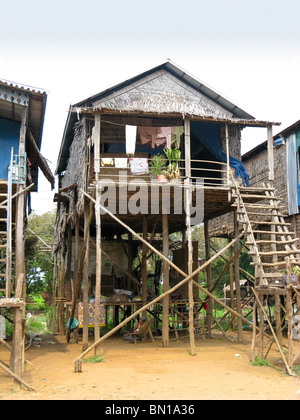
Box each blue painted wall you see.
[0,117,20,179]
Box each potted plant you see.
[149,154,167,183]
[164,147,181,183]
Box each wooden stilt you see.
[204,221,212,338]
[82,201,90,351]
[11,107,27,389]
[234,210,243,342]
[186,183,195,355]
[142,216,148,318]
[251,301,257,361]
[229,241,235,331]
[94,184,102,355]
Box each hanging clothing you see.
[138,126,173,149]
[139,127,162,148]
[126,125,137,156]
[171,126,184,149]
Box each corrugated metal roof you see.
[0,77,48,191]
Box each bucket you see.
[0,315,6,339]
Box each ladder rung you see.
[252,230,295,235]
[243,204,285,209]
[237,194,283,200]
[262,273,285,278]
[249,249,299,256]
[0,273,6,276]
[248,221,291,226]
[0,180,7,185]
[0,219,7,222]
[0,259,6,263]
[0,245,7,248]
[239,186,275,192]
[247,238,300,245]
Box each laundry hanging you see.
[138,126,173,149]
[126,125,137,156]
[190,122,250,186]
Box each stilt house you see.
[53,62,297,374]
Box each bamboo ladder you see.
[231,173,300,286]
[0,149,13,298]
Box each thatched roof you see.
[56,61,279,174]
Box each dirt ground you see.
[0,331,300,401]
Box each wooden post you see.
[11,106,27,388]
[234,210,243,343]
[82,201,90,351]
[128,232,134,291]
[229,241,235,331]
[204,221,212,338]
[267,125,274,184]
[184,118,191,178]
[162,213,169,347]
[275,294,282,347]
[251,301,257,361]
[258,292,264,360]
[186,183,196,355]
[285,257,293,368]
[142,216,148,318]
[73,214,80,343]
[59,248,65,335]
[225,123,230,187]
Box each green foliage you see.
[251,357,272,367]
[25,210,56,295]
[149,154,166,176]
[83,355,105,364]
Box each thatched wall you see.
[53,117,88,250]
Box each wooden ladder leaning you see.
[231,175,300,287]
[0,152,13,298]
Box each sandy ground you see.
[0,332,300,401]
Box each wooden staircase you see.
[231,177,300,287]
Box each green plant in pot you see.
[149,154,167,183]
[164,148,181,182]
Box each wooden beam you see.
[82,201,90,351]
[94,185,102,355]
[186,183,195,355]
[142,216,148,318]
[267,125,274,183]
[162,213,169,347]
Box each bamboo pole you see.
[162,213,169,347]
[252,287,293,376]
[94,185,102,355]
[73,233,243,370]
[0,361,35,392]
[186,183,195,355]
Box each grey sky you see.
[1,0,300,213]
